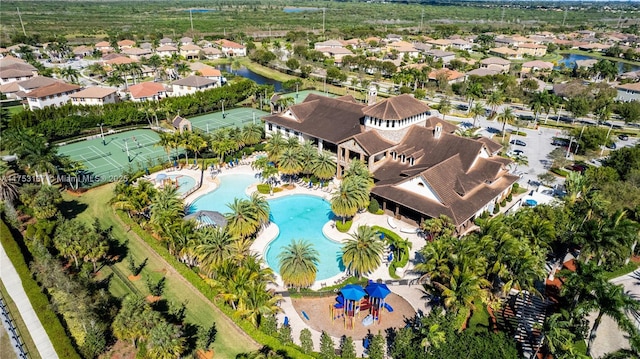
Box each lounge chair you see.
[400,227,417,234]
[387,216,398,229]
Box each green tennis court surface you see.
[58,129,177,181]
[189,108,270,133]
[277,90,336,104]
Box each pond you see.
[183,9,216,13]
[556,53,640,73]
[283,7,321,13]
[216,64,283,91]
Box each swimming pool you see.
[189,173,345,281]
[189,173,259,213]
[265,195,345,281]
[169,175,196,196]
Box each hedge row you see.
[0,221,82,359]
[116,211,316,359]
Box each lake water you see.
[184,9,216,13]
[216,64,283,91]
[283,7,321,13]
[557,53,640,73]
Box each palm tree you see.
[438,97,451,122]
[156,132,174,162]
[236,281,282,327]
[225,198,259,239]
[58,66,80,84]
[146,321,185,359]
[420,215,456,241]
[190,133,208,166]
[278,239,320,289]
[541,312,578,358]
[497,107,515,140]
[341,225,384,278]
[149,186,183,238]
[529,91,548,125]
[331,180,362,224]
[486,91,504,118]
[470,102,485,128]
[194,226,234,275]
[465,82,484,113]
[241,123,264,147]
[278,146,303,183]
[264,132,287,163]
[249,192,270,229]
[582,281,640,356]
[310,150,336,184]
[299,141,318,176]
[0,162,19,204]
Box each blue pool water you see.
[265,195,344,281]
[189,173,258,213]
[169,175,196,195]
[189,174,344,281]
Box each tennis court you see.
[58,129,177,181]
[189,108,270,133]
[278,90,336,105]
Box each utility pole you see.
[17,8,26,37]
[501,8,505,23]
[322,8,326,40]
[600,123,614,156]
[562,8,567,27]
[420,9,424,32]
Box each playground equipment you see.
[365,281,392,325]
[331,281,395,329]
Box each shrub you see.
[336,220,353,233]
[493,204,500,214]
[257,183,270,194]
[278,325,293,345]
[506,193,513,202]
[500,199,507,207]
[513,183,520,189]
[367,198,380,214]
[551,168,569,177]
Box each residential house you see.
[180,44,202,60]
[425,49,456,64]
[189,63,223,84]
[317,47,353,62]
[495,37,517,47]
[72,45,94,58]
[70,87,118,106]
[578,43,611,52]
[314,40,345,50]
[201,47,222,60]
[480,57,511,73]
[263,93,517,233]
[122,47,152,61]
[0,76,60,99]
[388,41,419,58]
[159,38,175,46]
[449,39,473,51]
[516,43,547,57]
[489,47,521,60]
[215,39,246,57]
[521,60,554,74]
[616,82,640,102]
[117,39,136,50]
[95,41,113,53]
[128,82,167,102]
[426,39,451,50]
[156,45,178,58]
[428,69,466,85]
[171,75,217,97]
[139,42,153,50]
[0,57,38,85]
[25,82,81,110]
[465,68,501,78]
[179,37,193,46]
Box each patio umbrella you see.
[156,173,167,181]
[340,284,366,301]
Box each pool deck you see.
[159,155,430,355]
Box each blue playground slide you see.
[302,311,310,320]
[383,303,394,312]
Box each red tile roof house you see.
[263,93,518,233]
[25,82,81,110]
[70,87,118,106]
[0,57,38,85]
[215,39,246,57]
[0,76,61,99]
[95,41,114,53]
[127,82,167,102]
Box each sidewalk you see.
[0,243,58,359]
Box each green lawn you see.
[62,184,258,357]
[6,105,23,115]
[0,281,41,359]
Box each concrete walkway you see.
[0,243,58,359]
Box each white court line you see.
[88,146,123,170]
[76,153,96,169]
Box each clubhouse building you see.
[263,90,518,233]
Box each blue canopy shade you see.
[156,173,167,181]
[341,284,366,301]
[525,199,538,206]
[365,282,391,299]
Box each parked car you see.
[510,139,527,146]
[512,149,524,156]
[552,138,570,146]
[618,134,629,141]
[606,142,617,149]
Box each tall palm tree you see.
[420,215,456,241]
[529,91,548,126]
[278,146,303,183]
[331,180,362,224]
[486,91,504,118]
[249,192,270,228]
[299,141,318,176]
[194,226,234,275]
[470,102,485,128]
[156,132,174,162]
[310,150,336,184]
[241,123,264,147]
[541,312,578,358]
[497,107,515,140]
[438,97,451,122]
[225,198,259,239]
[341,225,384,278]
[236,281,282,327]
[149,186,183,237]
[278,239,320,289]
[264,132,287,163]
[0,162,19,204]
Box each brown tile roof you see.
[16,76,60,90]
[424,117,458,133]
[105,57,138,65]
[363,94,430,121]
[481,57,511,65]
[181,44,202,51]
[95,41,111,48]
[102,53,128,61]
[263,94,365,145]
[475,137,503,154]
[351,131,395,155]
[215,39,245,49]
[172,75,216,87]
[428,68,465,81]
[117,39,136,47]
[70,87,117,99]
[26,82,80,99]
[122,48,151,56]
[156,45,178,52]
[128,82,166,99]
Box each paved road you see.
[0,243,58,359]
